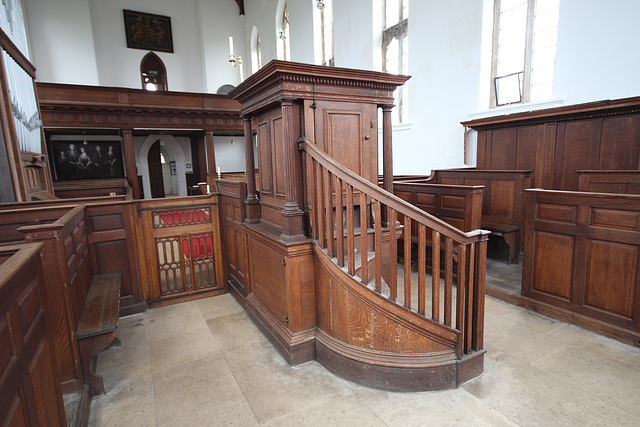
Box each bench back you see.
[0,243,67,425]
[0,205,73,244]
[577,170,640,194]
[19,205,92,391]
[433,169,533,228]
[393,182,483,232]
[53,178,133,200]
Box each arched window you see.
[251,25,262,73]
[140,52,167,91]
[313,0,334,66]
[276,2,291,61]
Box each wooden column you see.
[204,130,216,185]
[122,130,140,199]
[280,98,305,241]
[196,132,207,183]
[243,116,260,223]
[381,104,394,195]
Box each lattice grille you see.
[156,236,184,296]
[152,207,211,228]
[183,233,216,290]
[156,232,217,296]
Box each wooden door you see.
[148,140,165,198]
[313,101,378,184]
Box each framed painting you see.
[123,9,174,53]
[52,141,125,181]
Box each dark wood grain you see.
[0,243,66,427]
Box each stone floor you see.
[91,291,640,426]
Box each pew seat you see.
[482,221,520,264]
[76,272,121,396]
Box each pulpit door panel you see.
[314,101,378,184]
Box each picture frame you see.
[52,141,125,181]
[123,9,174,53]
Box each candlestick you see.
[229,36,234,57]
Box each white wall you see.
[392,0,484,175]
[196,0,246,90]
[214,136,247,172]
[553,0,640,105]
[22,0,640,175]
[88,0,204,92]
[23,0,99,85]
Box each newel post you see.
[243,115,260,223]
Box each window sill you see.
[467,99,565,121]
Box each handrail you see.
[298,137,489,355]
[299,138,487,243]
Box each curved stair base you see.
[315,330,485,392]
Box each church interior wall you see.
[19,0,640,177]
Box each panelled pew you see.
[0,195,129,246]
[0,243,67,427]
[430,169,533,263]
[18,205,122,397]
[522,189,640,343]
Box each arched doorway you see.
[140,135,188,199]
[147,140,165,198]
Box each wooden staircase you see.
[299,137,490,390]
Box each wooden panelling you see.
[487,128,517,170]
[515,125,539,171]
[316,247,454,354]
[273,116,286,198]
[86,203,144,314]
[257,120,273,196]
[464,97,640,192]
[392,182,483,233]
[488,180,515,218]
[578,171,640,195]
[523,189,640,335]
[217,180,248,299]
[0,244,66,427]
[599,115,640,170]
[537,203,577,224]
[90,213,124,232]
[585,240,637,317]
[591,208,639,230]
[249,237,287,324]
[531,232,574,300]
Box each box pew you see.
[431,169,533,263]
[0,205,73,245]
[0,243,67,426]
[522,189,640,342]
[19,205,121,397]
[393,182,483,273]
[0,196,129,245]
[577,170,640,194]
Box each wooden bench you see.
[393,182,484,270]
[431,168,533,264]
[53,178,132,200]
[76,272,121,396]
